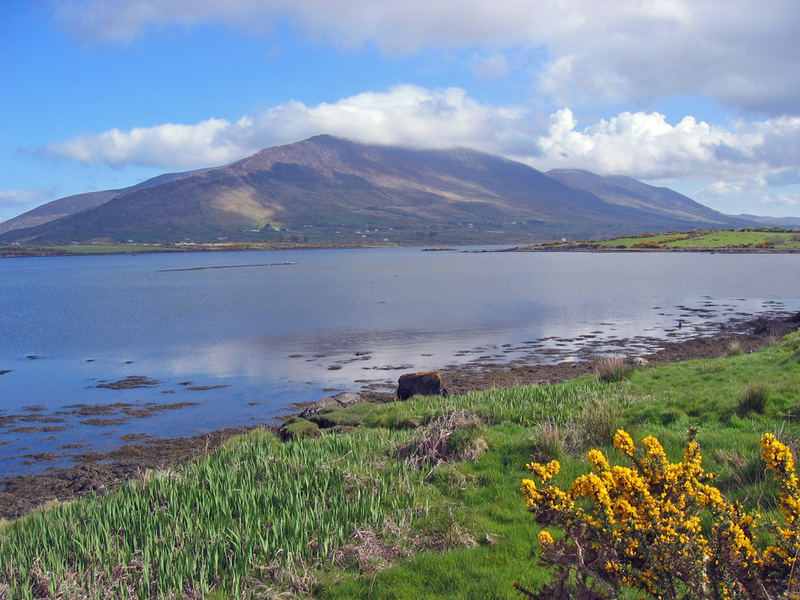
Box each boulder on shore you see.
[299,391,363,419]
[397,370,447,401]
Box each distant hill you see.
[0,190,117,236]
[545,169,746,227]
[733,214,800,228]
[0,136,750,244]
[0,169,210,236]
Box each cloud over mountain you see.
[43,86,535,168]
[41,86,800,189]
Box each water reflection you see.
[1,248,799,476]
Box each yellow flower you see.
[642,435,666,460]
[761,433,796,475]
[613,429,636,457]
[588,448,610,472]
[527,459,560,482]
[538,530,555,546]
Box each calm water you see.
[1,247,799,476]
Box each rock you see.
[300,392,363,418]
[753,318,771,335]
[630,357,649,367]
[786,311,800,324]
[397,370,447,401]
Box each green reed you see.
[0,428,423,599]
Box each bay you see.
[1,247,799,476]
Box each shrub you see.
[765,235,786,246]
[531,419,580,461]
[737,383,769,415]
[595,356,634,383]
[517,430,800,600]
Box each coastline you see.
[1,310,798,520]
[505,245,800,254]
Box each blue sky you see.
[2,0,800,222]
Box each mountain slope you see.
[733,214,800,228]
[0,136,745,244]
[0,168,211,236]
[545,169,746,227]
[0,190,118,235]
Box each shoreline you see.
[1,310,798,520]
[4,239,800,259]
[505,245,800,254]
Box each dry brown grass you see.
[727,338,743,356]
[334,520,414,574]
[595,356,634,383]
[397,411,488,468]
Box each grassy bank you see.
[2,331,799,598]
[518,228,800,252]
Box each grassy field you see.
[47,244,189,254]
[520,228,800,252]
[0,243,188,257]
[1,331,799,598]
[596,229,800,250]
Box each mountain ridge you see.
[0,136,751,244]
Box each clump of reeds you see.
[595,356,634,383]
[0,428,426,599]
[531,418,580,460]
[737,382,769,415]
[579,394,624,447]
[727,338,743,356]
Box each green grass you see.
[2,332,800,598]
[592,229,800,250]
[46,244,186,254]
[0,429,429,599]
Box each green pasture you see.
[594,229,800,249]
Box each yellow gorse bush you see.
[518,429,800,599]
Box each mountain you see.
[733,214,800,228]
[0,190,117,236]
[0,136,747,244]
[0,168,210,236]
[545,169,745,226]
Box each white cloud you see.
[44,118,243,168]
[43,85,538,168]
[0,189,51,204]
[0,189,54,222]
[527,109,800,182]
[760,193,800,207]
[55,0,800,115]
[40,86,800,200]
[697,181,744,197]
[472,53,510,80]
